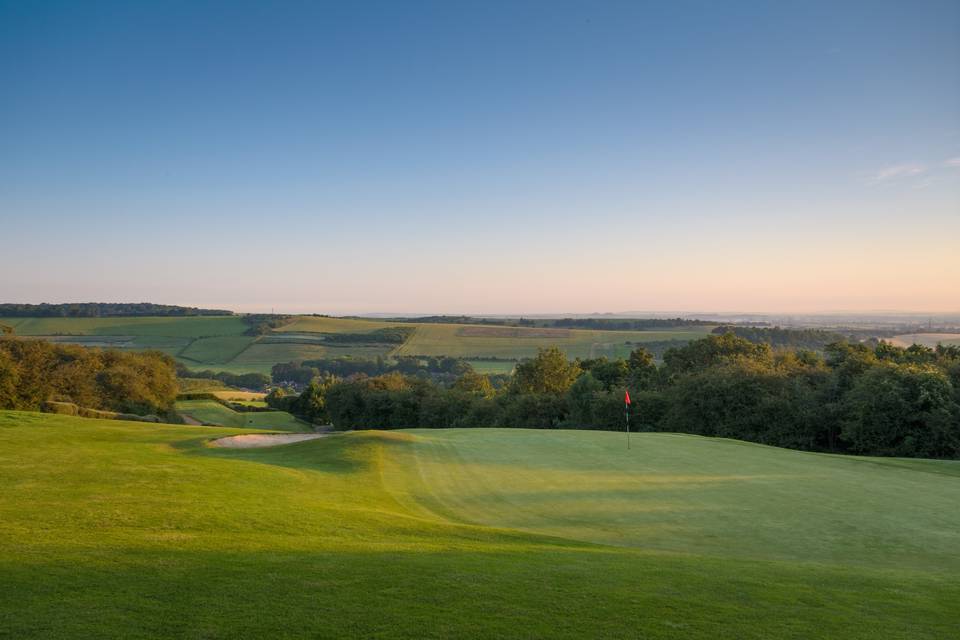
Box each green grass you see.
[466,359,517,374]
[178,335,255,364]
[395,323,714,359]
[0,315,247,337]
[0,412,957,639]
[175,400,310,432]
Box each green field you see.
[175,400,310,432]
[1,315,714,375]
[0,315,248,337]
[1,412,956,639]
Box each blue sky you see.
[1,0,958,313]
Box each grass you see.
[0,315,247,338]
[174,400,310,432]
[178,336,255,364]
[465,359,517,374]
[208,391,266,402]
[0,412,957,639]
[395,323,714,359]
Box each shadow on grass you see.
[2,545,956,640]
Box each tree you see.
[567,372,603,425]
[0,349,18,408]
[512,347,580,395]
[453,372,495,398]
[663,333,772,379]
[589,359,629,391]
[627,347,658,390]
[841,363,959,458]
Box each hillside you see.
[0,315,715,375]
[0,412,957,639]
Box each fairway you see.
[0,412,956,639]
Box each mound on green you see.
[175,399,310,432]
[0,412,957,639]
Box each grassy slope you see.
[175,400,310,432]
[0,412,957,639]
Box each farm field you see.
[1,315,715,376]
[889,333,960,348]
[0,412,957,639]
[394,323,715,359]
[178,335,255,365]
[0,315,248,337]
[175,400,310,432]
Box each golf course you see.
[1,411,957,639]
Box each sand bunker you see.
[209,433,327,448]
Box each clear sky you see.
[1,0,958,314]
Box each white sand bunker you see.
[209,433,327,448]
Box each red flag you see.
[624,389,631,405]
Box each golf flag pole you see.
[624,389,631,450]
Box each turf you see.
[175,400,310,432]
[0,412,956,639]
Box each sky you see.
[1,0,958,314]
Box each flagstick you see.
[626,402,630,450]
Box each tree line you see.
[711,325,850,350]
[272,334,960,459]
[0,303,233,317]
[271,355,485,386]
[351,315,713,331]
[0,339,178,417]
[176,364,271,391]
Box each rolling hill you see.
[0,315,716,375]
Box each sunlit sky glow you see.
[1,1,958,314]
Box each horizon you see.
[4,300,960,319]
[2,1,959,313]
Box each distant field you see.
[275,316,398,334]
[465,360,516,374]
[179,335,255,364]
[175,399,309,432]
[0,315,247,337]
[396,323,714,359]
[890,333,960,348]
[209,391,267,402]
[2,315,714,375]
[1,412,957,639]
